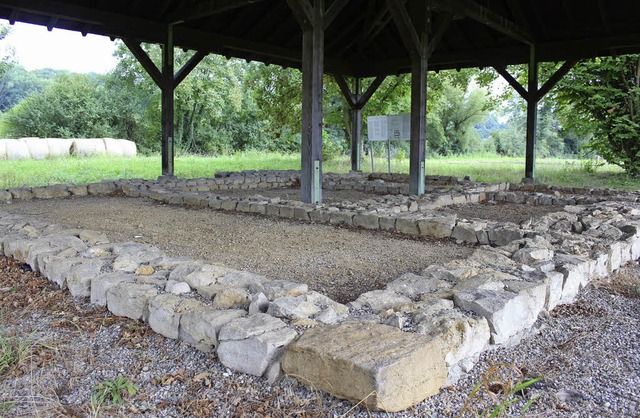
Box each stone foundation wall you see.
[2,171,640,412]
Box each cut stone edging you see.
[2,171,640,412]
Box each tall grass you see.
[0,152,637,190]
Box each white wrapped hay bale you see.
[45,138,73,158]
[71,138,107,156]
[5,138,30,160]
[103,137,124,157]
[0,139,7,160]
[20,137,48,160]
[119,139,137,157]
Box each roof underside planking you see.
[1,0,640,77]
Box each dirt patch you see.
[439,201,560,224]
[210,186,383,205]
[2,196,471,303]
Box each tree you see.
[431,83,489,155]
[0,66,59,111]
[556,55,640,175]
[4,73,117,138]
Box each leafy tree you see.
[0,24,14,81]
[431,83,489,155]
[0,66,60,111]
[556,55,640,174]
[4,73,116,138]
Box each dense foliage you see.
[556,55,640,175]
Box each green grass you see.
[0,151,638,190]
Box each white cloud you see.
[2,20,117,74]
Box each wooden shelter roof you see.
[2,0,640,77]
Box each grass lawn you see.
[1,151,638,190]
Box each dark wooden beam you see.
[536,59,577,100]
[173,26,302,63]
[425,13,452,59]
[597,0,612,36]
[286,0,314,27]
[174,50,208,87]
[296,0,325,203]
[46,16,57,31]
[350,77,362,171]
[409,42,427,196]
[525,45,538,180]
[432,0,533,45]
[359,75,385,107]
[334,74,356,106]
[387,0,421,55]
[161,26,175,177]
[505,0,532,34]
[324,0,349,29]
[494,66,528,99]
[122,38,163,87]
[153,0,175,20]
[388,0,429,195]
[334,74,386,171]
[1,0,164,36]
[168,0,265,24]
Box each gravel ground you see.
[438,201,558,225]
[1,256,638,417]
[1,190,637,417]
[1,196,472,303]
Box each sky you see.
[2,20,118,74]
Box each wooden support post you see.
[161,25,175,177]
[525,45,538,180]
[388,0,433,196]
[288,0,325,204]
[123,34,207,178]
[495,58,577,182]
[409,43,427,195]
[335,75,385,173]
[350,78,362,172]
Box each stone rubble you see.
[1,170,640,412]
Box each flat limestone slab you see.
[282,323,447,412]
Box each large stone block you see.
[353,213,380,230]
[267,295,321,319]
[454,280,546,345]
[106,282,158,321]
[350,290,412,312]
[180,308,246,352]
[556,254,591,304]
[386,273,438,299]
[395,218,419,235]
[487,227,524,246]
[419,214,457,239]
[148,294,204,339]
[282,323,447,412]
[40,255,84,288]
[217,314,297,377]
[451,221,486,243]
[417,312,490,385]
[90,273,135,306]
[67,259,107,298]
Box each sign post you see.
[366,114,411,173]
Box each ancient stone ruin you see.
[1,171,639,412]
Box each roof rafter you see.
[432,0,534,45]
[168,0,265,25]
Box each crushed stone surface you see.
[2,196,471,303]
[1,256,638,417]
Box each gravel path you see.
[2,196,471,303]
[1,256,638,417]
